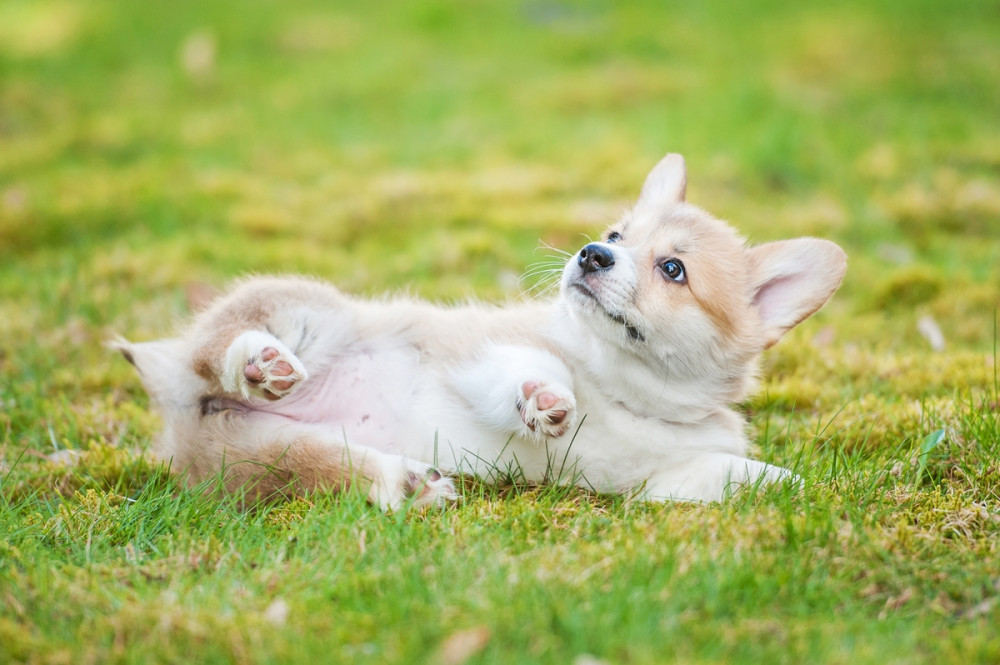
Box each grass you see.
[2,0,999,663]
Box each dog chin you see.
[563,279,646,344]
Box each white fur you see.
[450,344,576,441]
[117,153,846,507]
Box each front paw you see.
[222,331,308,400]
[518,380,576,438]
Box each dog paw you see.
[222,331,308,401]
[404,462,459,509]
[517,380,576,438]
[372,458,459,511]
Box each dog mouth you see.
[569,282,645,343]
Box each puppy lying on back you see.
[116,154,846,509]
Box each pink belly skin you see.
[241,346,425,453]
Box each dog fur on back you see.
[115,154,847,509]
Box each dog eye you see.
[660,259,686,283]
[606,231,622,244]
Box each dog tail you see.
[110,335,210,466]
[111,335,205,420]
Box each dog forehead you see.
[627,203,742,254]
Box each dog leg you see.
[184,277,352,393]
[644,453,798,502]
[199,415,458,510]
[451,344,577,440]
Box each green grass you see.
[2,0,999,663]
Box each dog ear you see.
[637,153,687,208]
[747,238,847,349]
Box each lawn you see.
[1,0,999,663]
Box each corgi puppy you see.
[115,154,846,509]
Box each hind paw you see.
[404,463,459,509]
[372,458,459,511]
[222,331,308,400]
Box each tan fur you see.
[631,207,757,352]
[116,153,847,507]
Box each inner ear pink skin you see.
[748,239,848,349]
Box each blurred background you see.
[1,0,998,446]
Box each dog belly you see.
[250,345,431,452]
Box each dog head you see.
[560,153,846,406]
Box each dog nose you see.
[578,243,615,273]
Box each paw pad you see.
[518,380,576,438]
[244,347,299,398]
[224,332,308,401]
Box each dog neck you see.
[545,299,756,424]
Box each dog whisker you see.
[520,267,564,281]
[517,271,564,300]
[519,253,568,296]
[536,241,573,258]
